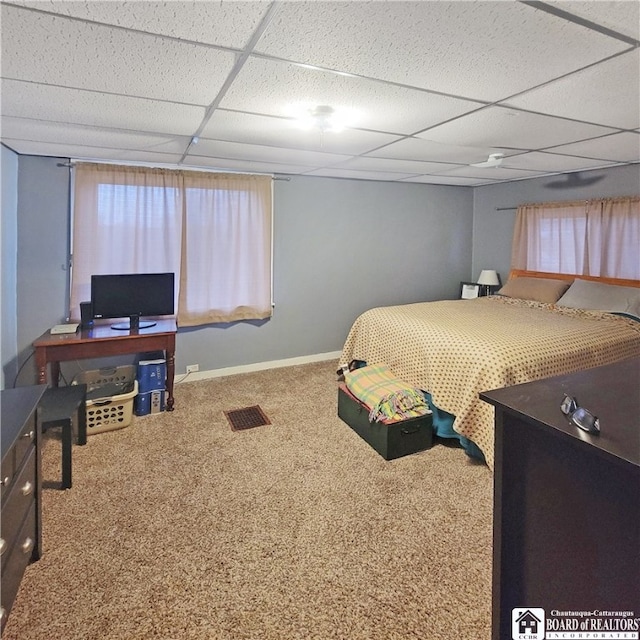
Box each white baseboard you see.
[174,351,342,383]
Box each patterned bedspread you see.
[339,296,640,469]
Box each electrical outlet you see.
[186,364,199,374]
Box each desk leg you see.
[166,349,175,411]
[50,361,61,387]
[35,350,49,385]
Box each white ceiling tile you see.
[420,106,616,149]
[554,1,639,41]
[189,139,351,167]
[501,151,617,172]
[2,139,183,164]
[255,1,629,101]
[182,156,305,175]
[366,137,514,164]
[0,80,205,135]
[504,50,640,129]
[1,4,236,104]
[335,156,457,174]
[218,57,485,134]
[1,116,189,153]
[433,165,545,181]
[303,167,419,182]
[402,175,493,186]
[12,0,272,48]
[200,110,404,155]
[548,132,640,162]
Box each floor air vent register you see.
[224,406,271,431]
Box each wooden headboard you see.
[509,269,640,289]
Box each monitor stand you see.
[111,316,157,331]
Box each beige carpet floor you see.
[3,360,493,640]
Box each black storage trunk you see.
[338,385,433,460]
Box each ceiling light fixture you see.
[471,153,504,168]
[291,104,354,133]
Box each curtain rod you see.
[56,161,290,180]
[496,206,517,211]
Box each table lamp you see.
[477,269,500,296]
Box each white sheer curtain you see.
[178,171,272,326]
[70,163,273,326]
[511,196,640,280]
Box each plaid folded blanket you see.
[344,363,430,423]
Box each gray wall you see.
[1,145,19,389]
[15,157,71,384]
[472,164,640,284]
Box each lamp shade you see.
[477,270,500,286]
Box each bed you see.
[339,271,640,470]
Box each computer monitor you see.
[90,273,175,330]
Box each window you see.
[511,197,640,280]
[70,163,273,327]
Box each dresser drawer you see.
[1,426,35,502]
[0,502,36,619]
[1,447,36,559]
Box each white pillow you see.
[556,279,640,318]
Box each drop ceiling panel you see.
[420,106,617,150]
[433,165,545,181]
[402,175,493,186]
[303,167,420,182]
[1,4,236,104]
[501,151,617,172]
[547,132,640,162]
[182,156,309,175]
[3,139,183,164]
[504,50,640,129]
[219,57,485,135]
[555,1,640,40]
[334,156,458,175]
[366,137,514,165]
[12,0,272,48]
[0,80,205,135]
[2,116,189,154]
[189,139,351,167]
[255,1,629,101]
[200,110,404,155]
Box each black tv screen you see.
[91,272,175,330]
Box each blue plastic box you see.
[137,355,166,393]
[134,389,166,416]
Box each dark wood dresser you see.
[1,385,46,632]
[481,357,640,640]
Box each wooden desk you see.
[481,357,640,640]
[33,319,177,411]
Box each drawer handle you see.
[1,475,10,487]
[22,430,35,440]
[21,537,35,555]
[0,537,6,556]
[21,480,34,496]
